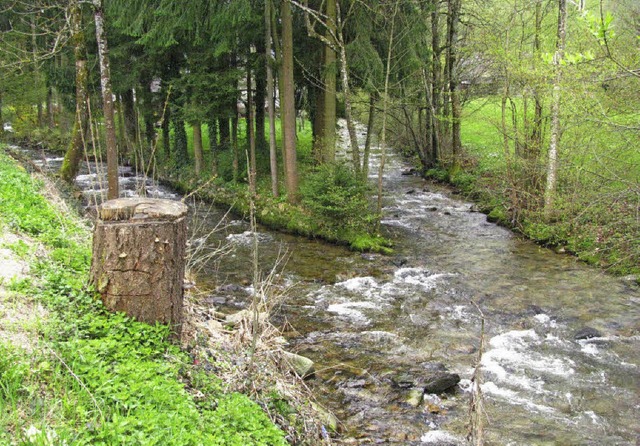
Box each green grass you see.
[457,96,640,278]
[0,148,288,445]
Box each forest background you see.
[0,0,638,279]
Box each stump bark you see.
[90,198,188,334]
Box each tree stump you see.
[90,198,188,335]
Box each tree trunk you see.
[162,106,171,158]
[208,118,218,176]
[338,40,360,177]
[46,87,55,128]
[93,0,119,200]
[122,89,138,152]
[377,1,399,218]
[193,120,203,176]
[255,38,267,153]
[173,116,188,165]
[90,198,188,336]
[61,0,89,184]
[116,96,126,160]
[318,0,337,164]
[530,0,543,163]
[545,0,567,214]
[430,1,442,165]
[280,0,298,202]
[446,0,462,165]
[265,0,279,197]
[247,65,257,194]
[362,93,376,179]
[219,117,230,150]
[232,114,239,183]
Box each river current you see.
[14,125,640,445]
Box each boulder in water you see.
[282,351,315,378]
[574,327,602,340]
[405,388,424,407]
[423,373,460,394]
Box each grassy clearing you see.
[0,148,289,445]
[453,97,640,279]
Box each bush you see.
[300,163,369,226]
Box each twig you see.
[468,300,487,446]
[48,347,104,421]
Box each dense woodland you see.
[0,0,638,277]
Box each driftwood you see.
[90,198,188,335]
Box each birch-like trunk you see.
[544,0,567,214]
[93,0,119,200]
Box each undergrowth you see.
[160,161,392,254]
[0,148,288,445]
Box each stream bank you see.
[7,134,640,445]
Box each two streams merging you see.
[18,124,639,444]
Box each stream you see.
[13,127,640,445]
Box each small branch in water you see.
[468,300,488,446]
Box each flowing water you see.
[13,131,640,445]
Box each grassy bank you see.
[0,147,292,445]
[157,120,391,254]
[429,97,639,281]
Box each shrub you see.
[300,163,369,225]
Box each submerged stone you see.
[406,388,424,407]
[282,351,315,378]
[423,373,460,394]
[574,327,602,340]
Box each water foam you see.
[420,430,464,445]
[481,330,575,393]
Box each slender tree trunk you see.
[265,0,279,197]
[93,0,119,199]
[247,65,257,194]
[430,1,442,164]
[208,118,218,176]
[318,0,337,164]
[61,0,89,183]
[219,117,230,150]
[280,0,298,202]
[31,17,44,128]
[193,120,203,176]
[232,114,239,183]
[255,39,267,153]
[446,0,462,165]
[530,0,543,163]
[116,96,126,158]
[362,94,376,179]
[173,117,188,165]
[122,89,138,152]
[312,80,325,163]
[339,42,360,177]
[545,0,567,214]
[377,1,399,218]
[162,106,171,158]
[46,87,55,128]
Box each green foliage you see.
[458,97,640,277]
[0,148,288,445]
[301,163,369,224]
